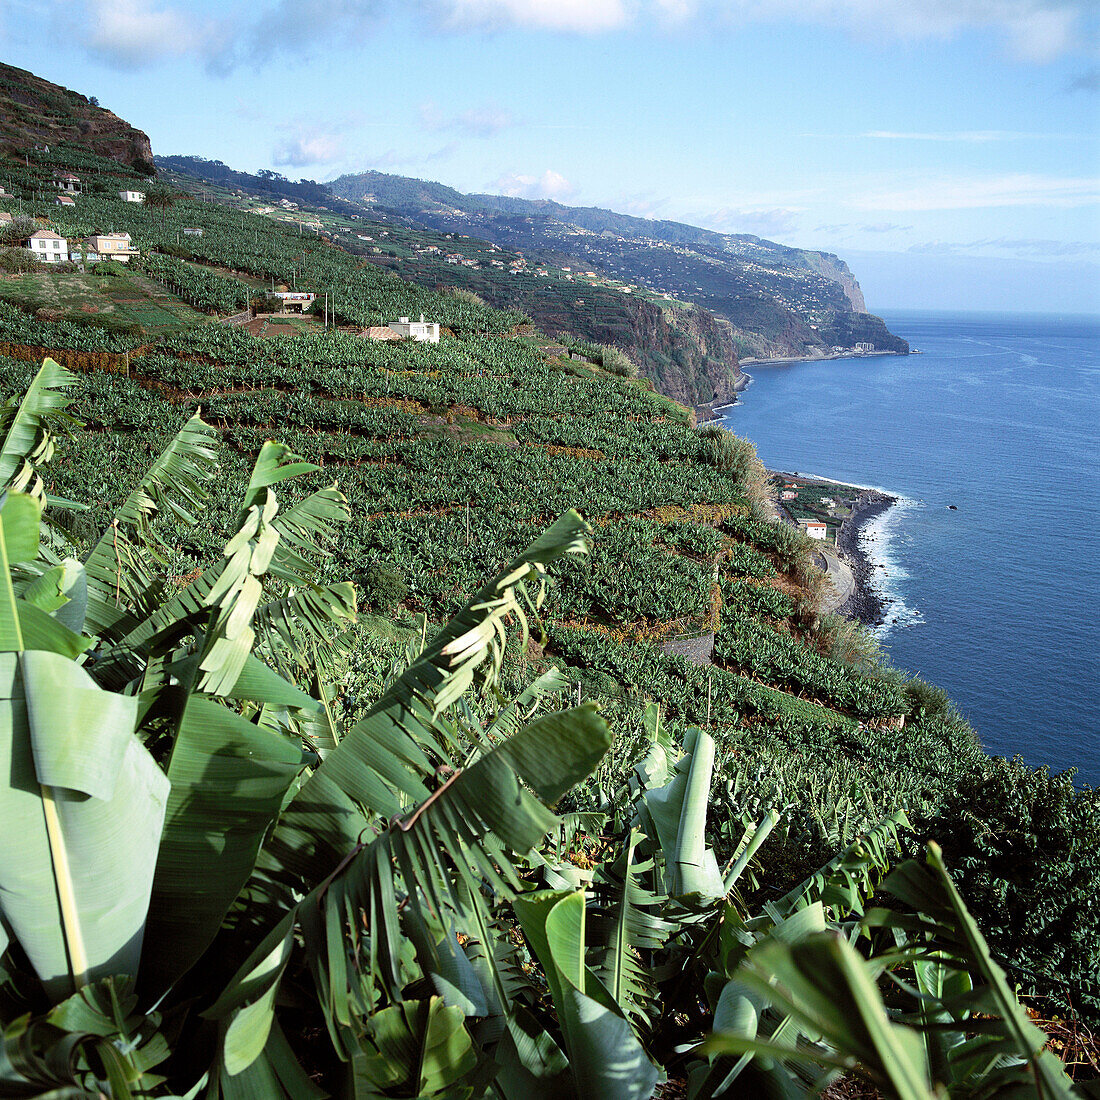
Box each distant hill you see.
[329,170,907,360]
[0,62,154,174]
[155,156,363,215]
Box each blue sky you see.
[5,0,1099,312]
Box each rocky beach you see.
[835,490,898,626]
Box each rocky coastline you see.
[835,490,897,627]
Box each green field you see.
[0,270,210,334]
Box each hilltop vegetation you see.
[0,70,1096,1098]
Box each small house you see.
[119,190,145,203]
[25,229,69,263]
[386,315,440,344]
[781,490,798,501]
[84,233,139,262]
[801,521,828,541]
[270,291,316,314]
[359,326,403,343]
[182,227,204,236]
[54,173,81,193]
[55,194,76,207]
[0,212,12,224]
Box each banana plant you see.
[699,842,1085,1099]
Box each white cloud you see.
[865,130,1030,142]
[84,0,230,67]
[71,0,1097,74]
[272,133,345,168]
[494,169,577,200]
[854,174,1100,211]
[441,0,629,32]
[727,0,1095,61]
[700,206,803,237]
[420,101,513,136]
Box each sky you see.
[4,0,1099,313]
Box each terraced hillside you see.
[0,136,1096,1045]
[328,168,909,360]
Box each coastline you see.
[769,471,898,626]
[834,490,898,626]
[741,349,912,367]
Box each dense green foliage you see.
[0,145,1096,1051]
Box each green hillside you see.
[0,89,1096,1098]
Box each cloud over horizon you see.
[494,169,576,200]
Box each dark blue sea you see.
[722,311,1100,783]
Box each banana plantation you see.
[0,148,1096,1098]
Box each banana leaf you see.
[514,889,659,1100]
[0,650,167,1001]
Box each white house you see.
[25,229,68,264]
[801,520,828,541]
[54,173,80,193]
[119,190,145,203]
[182,226,203,236]
[781,490,798,501]
[55,194,76,207]
[386,315,440,344]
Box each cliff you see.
[0,63,154,173]
[330,170,909,364]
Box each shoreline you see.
[769,471,898,627]
[741,349,911,367]
[834,490,898,627]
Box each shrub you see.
[599,343,639,377]
[93,259,129,277]
[919,756,1100,1023]
[0,246,38,274]
[903,674,958,722]
[448,286,485,307]
[698,425,770,504]
[0,216,36,247]
[358,561,409,613]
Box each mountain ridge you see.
[327,168,905,360]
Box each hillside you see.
[0,62,154,173]
[157,154,743,405]
[0,68,1096,1098]
[329,169,908,360]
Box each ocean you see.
[721,310,1100,784]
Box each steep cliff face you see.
[800,251,867,312]
[0,63,154,172]
[637,302,742,406]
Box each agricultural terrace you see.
[0,270,208,334]
[0,151,1094,1026]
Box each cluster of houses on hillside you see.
[47,173,145,206]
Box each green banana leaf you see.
[0,650,167,1001]
[267,510,593,886]
[514,888,660,1100]
[635,727,724,901]
[83,412,218,638]
[139,696,314,996]
[0,358,76,495]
